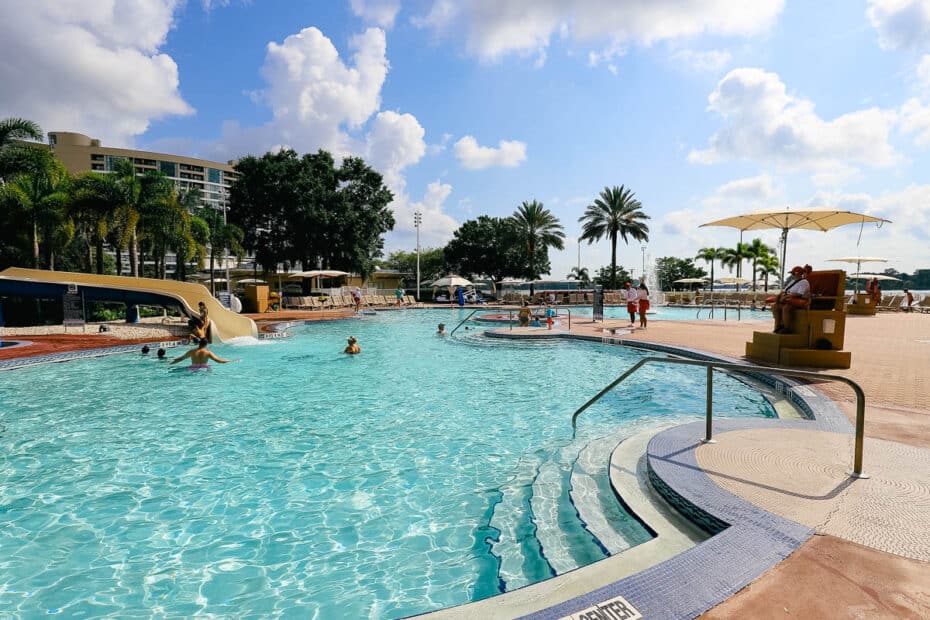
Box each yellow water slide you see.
[0,267,257,342]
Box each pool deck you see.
[490,312,930,618]
[3,308,928,617]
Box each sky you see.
[1,0,929,279]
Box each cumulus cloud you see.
[412,0,783,63]
[0,0,193,145]
[866,0,930,51]
[383,180,460,251]
[350,0,401,28]
[454,136,527,169]
[899,98,930,147]
[702,174,780,207]
[688,68,900,173]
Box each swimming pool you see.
[0,310,775,617]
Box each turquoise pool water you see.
[0,310,775,617]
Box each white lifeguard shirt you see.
[788,278,811,298]
[625,288,638,302]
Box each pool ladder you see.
[570,356,869,478]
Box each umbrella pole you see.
[779,228,788,286]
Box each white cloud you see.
[0,1,193,146]
[454,136,527,169]
[702,174,780,207]
[412,0,784,63]
[671,49,733,73]
[364,110,427,188]
[383,181,460,251]
[899,98,930,146]
[688,68,900,174]
[350,0,401,29]
[866,0,930,51]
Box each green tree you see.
[109,158,174,277]
[384,248,446,283]
[68,172,123,274]
[655,256,706,290]
[0,147,72,269]
[443,216,524,288]
[593,264,631,287]
[745,237,775,291]
[721,242,752,290]
[510,200,565,293]
[579,185,650,289]
[198,207,245,294]
[0,118,43,181]
[695,246,726,294]
[755,253,780,292]
[566,266,590,285]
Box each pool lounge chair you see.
[916,295,930,313]
[876,295,903,312]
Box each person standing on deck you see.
[637,282,650,329]
[624,282,638,327]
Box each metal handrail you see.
[449,309,480,336]
[571,356,868,478]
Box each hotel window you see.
[159,161,178,177]
[105,155,128,171]
[207,168,222,184]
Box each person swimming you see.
[141,345,150,355]
[170,339,237,368]
[437,323,446,335]
[344,336,361,354]
[156,348,166,359]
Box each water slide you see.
[0,267,257,342]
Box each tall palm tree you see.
[578,185,650,289]
[755,254,780,292]
[69,172,124,274]
[745,237,775,292]
[198,207,245,294]
[721,242,752,291]
[0,118,43,181]
[0,147,72,269]
[695,246,726,294]
[510,200,565,294]
[110,158,173,277]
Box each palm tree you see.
[69,172,124,274]
[567,266,590,285]
[755,254,780,291]
[0,147,72,269]
[109,158,174,277]
[578,185,650,289]
[745,237,775,291]
[721,242,752,290]
[695,247,726,294]
[0,118,43,181]
[198,207,245,294]
[510,200,565,294]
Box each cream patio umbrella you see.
[701,208,891,285]
[848,273,900,281]
[827,257,888,293]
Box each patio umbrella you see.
[848,273,900,281]
[293,269,349,290]
[701,208,891,285]
[673,277,708,283]
[716,277,751,285]
[827,257,888,293]
[430,275,472,288]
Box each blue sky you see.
[2,0,929,279]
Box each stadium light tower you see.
[414,211,422,300]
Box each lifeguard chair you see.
[746,269,851,368]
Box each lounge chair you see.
[916,295,930,313]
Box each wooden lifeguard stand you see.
[746,270,851,369]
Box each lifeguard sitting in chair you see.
[772,265,811,334]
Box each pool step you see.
[487,450,554,590]
[571,432,644,555]
[530,447,606,575]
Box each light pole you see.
[414,211,422,300]
[641,245,647,282]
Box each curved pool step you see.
[530,446,607,575]
[571,431,653,555]
[487,450,554,590]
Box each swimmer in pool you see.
[344,336,361,354]
[170,338,237,367]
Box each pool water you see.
[0,309,775,617]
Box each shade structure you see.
[848,273,901,281]
[292,270,349,278]
[430,275,472,288]
[673,277,708,284]
[701,208,891,284]
[716,277,750,285]
[827,257,888,293]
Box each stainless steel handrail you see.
[449,309,479,336]
[571,356,868,478]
